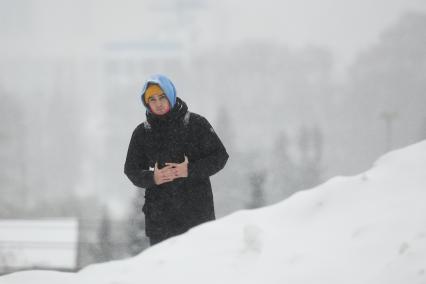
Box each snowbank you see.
[1,140,426,284]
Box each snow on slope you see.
[1,140,426,284]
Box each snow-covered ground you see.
[1,140,426,284]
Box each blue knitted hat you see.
[141,74,177,111]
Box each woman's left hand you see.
[165,156,189,178]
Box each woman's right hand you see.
[153,162,176,185]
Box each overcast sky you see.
[197,0,426,69]
[1,0,426,71]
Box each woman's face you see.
[147,93,171,115]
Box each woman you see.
[124,74,229,245]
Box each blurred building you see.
[0,0,205,215]
[0,218,78,275]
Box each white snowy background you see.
[1,0,426,278]
[1,140,425,284]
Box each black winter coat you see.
[124,98,228,240]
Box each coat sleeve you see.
[124,126,156,189]
[188,116,229,179]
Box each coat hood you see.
[141,74,177,111]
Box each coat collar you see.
[146,97,188,128]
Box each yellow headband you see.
[144,84,164,104]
